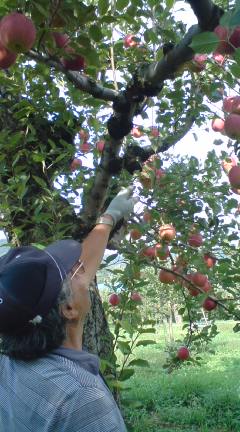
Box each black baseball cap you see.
[0,239,82,334]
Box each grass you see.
[121,321,240,432]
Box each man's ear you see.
[60,301,78,321]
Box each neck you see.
[62,320,84,351]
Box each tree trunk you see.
[83,279,114,359]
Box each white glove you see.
[104,187,138,226]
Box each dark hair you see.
[0,276,72,360]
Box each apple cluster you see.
[0,12,36,69]
[130,216,218,314]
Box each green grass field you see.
[122,321,240,432]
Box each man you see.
[0,187,137,431]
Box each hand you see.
[104,186,138,226]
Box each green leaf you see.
[118,341,132,355]
[32,2,49,18]
[233,323,240,333]
[138,327,156,334]
[105,253,118,264]
[166,0,175,9]
[119,368,135,381]
[98,0,109,15]
[234,48,240,65]
[136,339,156,347]
[229,63,240,78]
[128,359,150,367]
[116,0,129,11]
[32,175,48,189]
[190,32,219,54]
[229,10,240,27]
[89,24,103,42]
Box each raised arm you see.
[79,187,137,288]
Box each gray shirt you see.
[0,347,127,431]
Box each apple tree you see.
[0,0,240,393]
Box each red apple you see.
[131,292,142,302]
[229,26,240,50]
[131,126,143,138]
[188,233,203,248]
[232,187,240,195]
[184,274,199,296]
[228,165,240,188]
[70,158,82,171]
[130,229,142,240]
[223,96,240,114]
[225,114,240,139]
[159,269,176,284]
[155,168,165,182]
[142,246,156,260]
[221,156,238,174]
[203,253,216,268]
[124,34,138,48]
[52,32,70,48]
[61,46,85,71]
[192,272,208,288]
[79,142,91,153]
[211,118,225,133]
[203,280,212,293]
[96,140,105,152]
[155,243,170,260]
[177,346,190,361]
[143,211,152,223]
[159,224,176,242]
[0,12,36,53]
[212,52,225,65]
[109,293,120,306]
[150,127,159,137]
[214,25,233,55]
[191,54,207,72]
[79,129,89,141]
[203,297,217,311]
[0,42,17,68]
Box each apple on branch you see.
[177,346,190,361]
[159,269,176,284]
[211,118,225,133]
[109,293,120,306]
[130,292,142,302]
[130,228,142,240]
[203,297,217,311]
[0,42,17,69]
[79,142,91,153]
[150,127,159,137]
[225,114,240,139]
[223,96,240,114]
[221,156,237,175]
[228,165,240,189]
[203,253,217,268]
[96,140,105,152]
[159,224,176,242]
[188,232,203,248]
[0,12,36,53]
[131,126,143,138]
[79,129,89,141]
[124,34,138,48]
[70,158,82,172]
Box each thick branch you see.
[80,136,123,225]
[186,0,224,31]
[28,51,119,103]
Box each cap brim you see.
[45,239,82,278]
